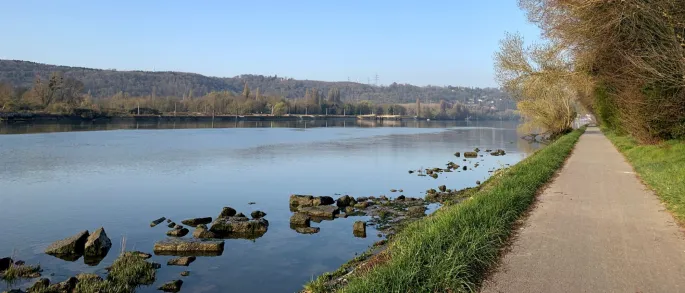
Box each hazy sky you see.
[0,0,540,87]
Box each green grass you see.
[306,127,585,293]
[604,130,685,223]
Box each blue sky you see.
[0,0,540,87]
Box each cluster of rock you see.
[44,227,112,266]
[289,194,428,237]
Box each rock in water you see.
[167,256,196,266]
[476,180,481,185]
[353,221,366,238]
[210,217,269,235]
[45,230,90,256]
[166,228,190,237]
[335,195,357,208]
[153,239,225,255]
[454,152,461,157]
[344,206,355,214]
[289,213,311,226]
[463,166,468,171]
[192,226,218,239]
[490,149,506,156]
[217,207,237,218]
[290,195,335,208]
[354,202,370,209]
[150,217,166,227]
[180,271,190,276]
[439,185,447,192]
[250,210,267,219]
[158,279,183,292]
[0,257,12,271]
[464,152,478,158]
[181,217,212,227]
[298,206,340,218]
[84,227,112,257]
[295,227,320,234]
[124,251,152,259]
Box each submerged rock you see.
[181,217,212,227]
[150,217,166,227]
[218,207,237,218]
[153,239,225,255]
[84,227,112,257]
[250,210,267,219]
[158,279,183,292]
[167,222,176,228]
[45,230,90,256]
[390,189,397,192]
[210,217,269,236]
[167,256,196,266]
[180,271,190,277]
[295,227,320,234]
[353,221,367,238]
[298,206,339,218]
[124,251,152,259]
[289,213,311,226]
[166,228,190,237]
[335,195,357,208]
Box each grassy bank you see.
[604,131,685,223]
[306,127,585,292]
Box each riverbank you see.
[304,127,585,292]
[604,130,685,223]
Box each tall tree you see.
[242,82,250,99]
[416,98,422,117]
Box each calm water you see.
[0,120,537,293]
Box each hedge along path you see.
[337,128,585,293]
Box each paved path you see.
[482,128,685,293]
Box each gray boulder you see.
[84,227,112,257]
[250,210,267,219]
[335,195,357,208]
[192,226,218,239]
[153,239,225,255]
[45,230,90,256]
[353,221,366,238]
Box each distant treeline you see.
[0,72,517,120]
[0,60,515,107]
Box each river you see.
[0,120,537,293]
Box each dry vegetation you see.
[497,0,685,142]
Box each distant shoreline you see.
[0,112,516,124]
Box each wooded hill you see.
[0,60,510,106]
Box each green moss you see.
[107,253,156,287]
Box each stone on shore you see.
[295,227,320,234]
[298,205,339,218]
[167,256,196,266]
[439,185,447,192]
[181,217,212,227]
[336,195,357,208]
[250,210,267,219]
[289,213,311,226]
[0,257,11,271]
[354,201,370,209]
[158,279,183,292]
[84,227,112,257]
[47,277,78,293]
[166,228,190,237]
[353,221,367,238]
[153,239,225,255]
[218,207,237,218]
[408,206,426,217]
[464,152,478,158]
[28,278,50,292]
[45,230,90,256]
[210,217,269,235]
[150,217,166,227]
